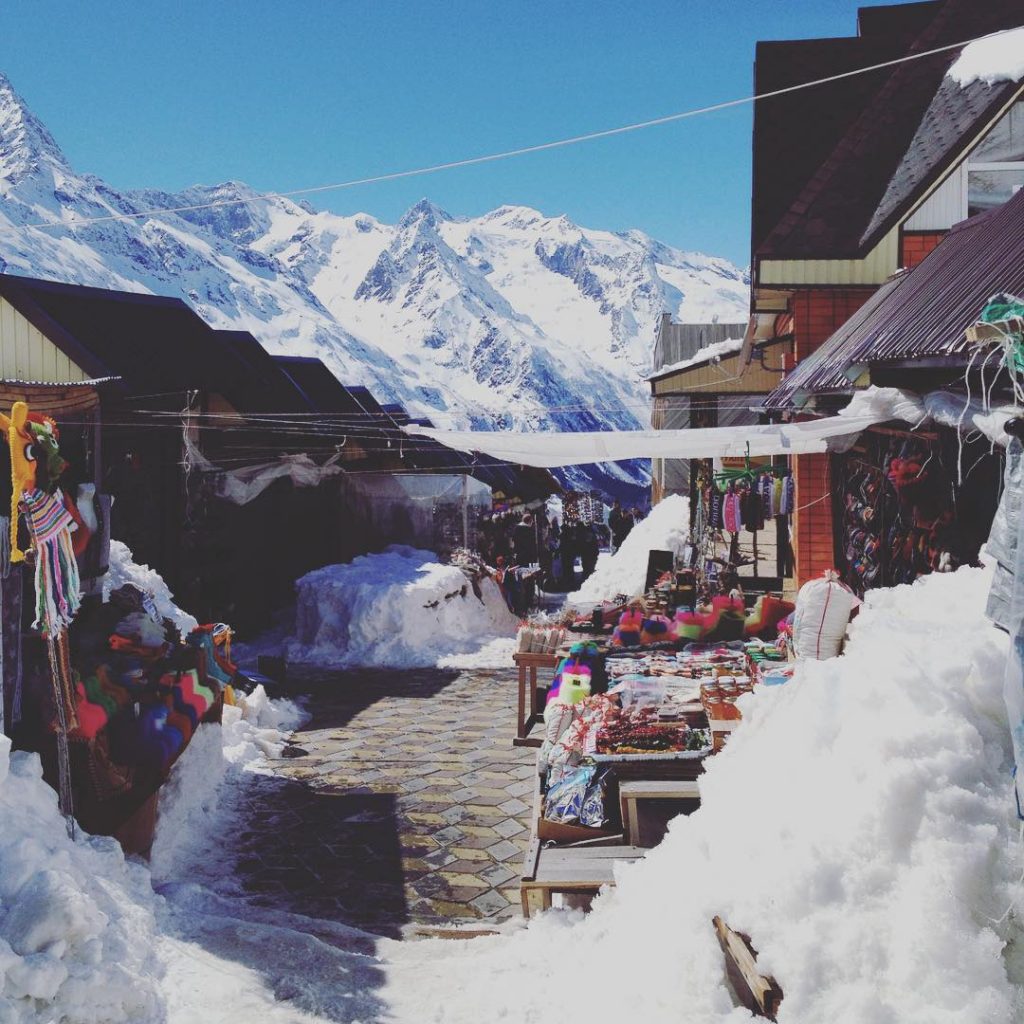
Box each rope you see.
[2,26,1018,236]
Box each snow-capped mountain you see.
[0,72,748,497]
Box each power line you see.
[4,25,1019,236]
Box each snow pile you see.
[0,735,163,1023]
[646,336,744,379]
[948,25,1024,87]
[287,546,519,669]
[568,493,689,606]
[103,540,199,635]
[387,562,1024,1022]
[149,686,305,884]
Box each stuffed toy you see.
[743,594,796,639]
[674,609,705,642]
[640,614,673,646]
[0,402,38,562]
[613,608,644,647]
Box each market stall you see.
[0,399,243,854]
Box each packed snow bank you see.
[0,735,163,1023]
[568,493,689,606]
[385,562,1024,1023]
[103,540,199,635]
[150,686,305,884]
[287,546,519,669]
[948,25,1024,87]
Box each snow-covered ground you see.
[568,493,689,606]
[287,546,519,670]
[384,561,1024,1023]
[4,543,1024,1022]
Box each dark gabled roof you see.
[755,0,1024,262]
[751,2,937,256]
[764,187,1024,409]
[0,273,333,420]
[272,355,366,418]
[213,331,312,413]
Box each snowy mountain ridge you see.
[0,72,749,495]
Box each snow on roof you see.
[647,337,744,380]
[948,26,1024,88]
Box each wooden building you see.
[744,0,1024,583]
[0,273,556,631]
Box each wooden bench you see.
[520,838,645,917]
[619,779,701,847]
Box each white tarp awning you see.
[403,388,1019,468]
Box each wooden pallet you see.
[520,838,646,917]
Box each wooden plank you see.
[539,845,646,863]
[713,916,783,1021]
[619,780,701,800]
[520,836,542,883]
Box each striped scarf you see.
[22,488,81,634]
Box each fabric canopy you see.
[403,389,926,468]
[403,388,1018,468]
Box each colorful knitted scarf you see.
[23,488,81,634]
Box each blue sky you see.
[1,0,864,265]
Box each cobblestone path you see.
[232,667,537,937]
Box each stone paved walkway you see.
[231,667,537,937]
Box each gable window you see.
[966,100,1024,217]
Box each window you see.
[966,100,1024,217]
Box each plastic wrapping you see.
[986,439,1022,631]
[543,763,609,828]
[987,438,1024,817]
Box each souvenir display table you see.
[519,630,792,917]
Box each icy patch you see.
[948,26,1024,88]
[103,539,199,634]
[568,493,689,606]
[287,546,519,669]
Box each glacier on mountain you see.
[0,72,748,498]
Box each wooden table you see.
[511,650,560,747]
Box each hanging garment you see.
[708,484,724,531]
[772,476,783,516]
[743,487,765,532]
[760,474,772,520]
[779,475,796,515]
[723,489,741,533]
[23,488,81,634]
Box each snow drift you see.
[569,493,689,606]
[386,562,1024,1023]
[0,735,163,1023]
[287,546,519,669]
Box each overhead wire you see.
[1,25,1019,236]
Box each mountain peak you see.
[397,197,452,230]
[0,72,70,184]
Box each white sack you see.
[793,573,857,661]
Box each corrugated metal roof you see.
[765,187,1024,409]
